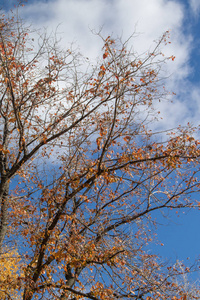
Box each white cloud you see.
[189,0,200,17]
[18,0,199,130]
[21,0,185,56]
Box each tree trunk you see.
[0,179,9,252]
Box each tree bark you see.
[0,179,9,252]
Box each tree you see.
[0,9,199,300]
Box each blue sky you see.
[1,0,200,277]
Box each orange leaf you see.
[9,118,16,123]
[2,149,9,154]
[103,52,108,59]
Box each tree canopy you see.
[0,9,199,300]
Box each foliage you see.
[0,9,199,300]
[0,247,21,299]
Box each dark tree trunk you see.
[0,179,9,252]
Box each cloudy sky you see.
[1,0,199,128]
[1,0,200,273]
[6,0,199,129]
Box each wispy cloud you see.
[20,0,185,55]
[189,0,200,18]
[17,0,198,129]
